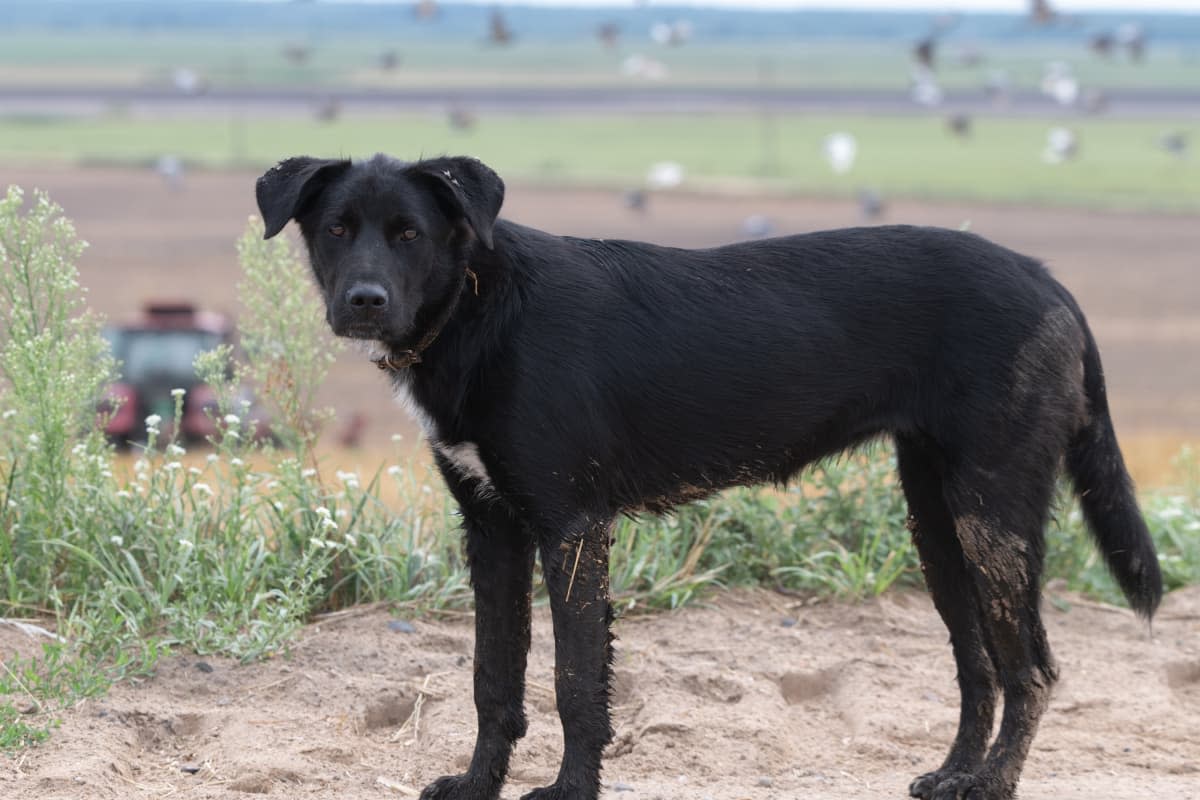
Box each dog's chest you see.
[392,373,495,491]
[436,441,493,487]
[392,372,439,440]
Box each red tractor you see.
[101,302,237,446]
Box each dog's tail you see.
[1064,313,1163,619]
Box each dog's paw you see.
[420,773,494,800]
[910,770,1012,800]
[909,770,944,799]
[520,783,596,800]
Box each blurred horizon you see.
[18,0,1200,11]
[2,0,1197,446]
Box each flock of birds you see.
[156,0,1189,230]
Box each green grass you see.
[0,112,1195,211]
[1,33,1198,91]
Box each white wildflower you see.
[189,467,201,476]
[166,444,186,457]
[230,457,245,468]
[1,409,15,420]
[145,414,162,429]
[344,533,358,547]
[192,483,213,497]
[387,465,402,477]
[321,517,338,532]
[115,490,132,500]
[178,539,194,550]
[309,537,326,549]
[224,413,240,426]
[206,453,219,463]
[302,468,317,479]
[110,535,124,547]
[164,461,182,472]
[171,387,186,398]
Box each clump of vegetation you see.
[0,190,1196,749]
[0,199,466,745]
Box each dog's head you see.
[255,154,504,344]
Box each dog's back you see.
[483,223,1087,512]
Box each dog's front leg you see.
[523,520,615,800]
[421,513,536,800]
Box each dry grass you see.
[1119,432,1199,488]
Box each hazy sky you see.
[437,1,1199,10]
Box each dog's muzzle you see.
[333,281,393,339]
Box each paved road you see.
[2,85,1198,118]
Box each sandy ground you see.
[1,585,1197,799]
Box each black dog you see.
[256,154,1161,800]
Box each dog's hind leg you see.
[420,499,536,800]
[522,518,615,800]
[897,436,999,800]
[928,453,1060,800]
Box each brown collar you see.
[373,267,476,372]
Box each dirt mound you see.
[2,586,1197,799]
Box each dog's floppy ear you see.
[410,157,505,250]
[255,156,352,239]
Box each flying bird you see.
[1030,0,1057,25]
[489,10,514,45]
[947,113,972,138]
[1159,131,1189,159]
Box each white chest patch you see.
[390,370,439,441]
[436,441,493,488]
[371,345,492,493]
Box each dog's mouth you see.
[328,306,413,344]
[334,323,388,341]
[330,314,407,342]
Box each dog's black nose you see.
[345,282,389,310]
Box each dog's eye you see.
[400,229,419,242]
[328,224,346,238]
